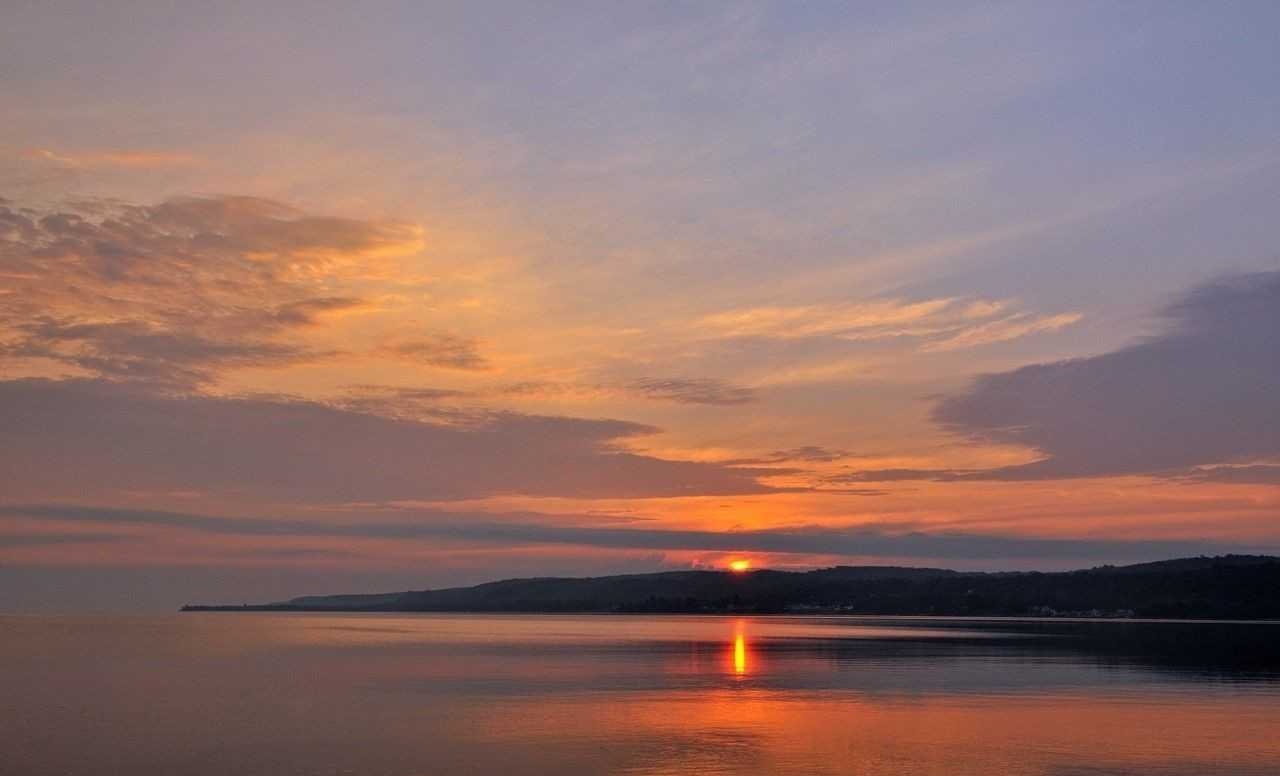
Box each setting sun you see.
[729,559,751,572]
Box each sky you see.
[2,1,1279,611]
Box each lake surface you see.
[3,614,1279,775]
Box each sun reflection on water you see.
[732,621,748,676]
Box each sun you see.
[728,559,751,572]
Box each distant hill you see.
[182,555,1280,619]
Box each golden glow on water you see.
[732,621,748,675]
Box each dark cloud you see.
[344,385,470,401]
[828,468,977,483]
[848,272,1280,482]
[0,378,779,502]
[443,378,757,405]
[496,380,575,397]
[333,384,473,421]
[6,503,1270,564]
[819,488,893,496]
[387,334,489,370]
[775,446,848,462]
[269,296,368,327]
[5,317,316,386]
[628,377,757,405]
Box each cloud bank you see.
[0,378,778,502]
[840,272,1280,482]
[5,503,1270,564]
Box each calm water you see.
[3,614,1279,775]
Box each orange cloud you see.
[0,194,423,386]
[697,296,1081,351]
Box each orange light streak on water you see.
[733,621,747,675]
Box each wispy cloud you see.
[698,298,956,340]
[387,335,490,371]
[921,312,1083,352]
[333,376,760,409]
[697,296,1081,352]
[21,147,203,169]
[1177,463,1280,485]
[727,446,850,465]
[627,377,757,405]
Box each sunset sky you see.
[3,2,1279,610]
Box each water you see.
[3,614,1278,775]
